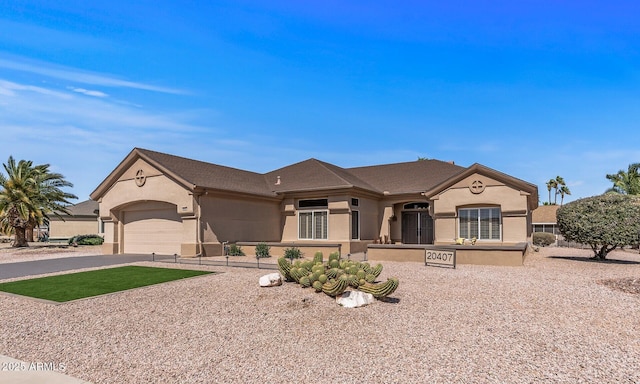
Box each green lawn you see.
[0,266,213,302]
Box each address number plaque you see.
[425,248,456,269]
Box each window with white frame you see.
[299,211,328,239]
[298,199,329,240]
[458,207,501,240]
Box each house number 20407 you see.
[424,249,456,268]
[426,251,453,262]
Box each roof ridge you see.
[315,159,383,192]
[136,148,263,176]
[313,159,354,187]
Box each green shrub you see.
[69,234,104,246]
[557,194,640,260]
[255,243,271,258]
[283,246,302,260]
[227,244,245,256]
[532,232,555,247]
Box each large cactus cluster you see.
[277,252,399,299]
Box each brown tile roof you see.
[265,159,380,193]
[58,199,99,217]
[348,159,465,194]
[532,205,559,223]
[104,149,521,200]
[137,149,276,197]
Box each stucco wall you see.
[97,159,196,255]
[200,194,281,255]
[356,196,379,241]
[49,217,99,238]
[432,174,531,244]
[98,159,195,218]
[367,244,527,266]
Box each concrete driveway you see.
[0,254,153,280]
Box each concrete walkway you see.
[0,354,91,383]
[0,254,153,280]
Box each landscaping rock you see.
[336,290,375,308]
[259,272,282,287]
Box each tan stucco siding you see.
[356,197,379,241]
[281,195,377,243]
[98,166,195,219]
[97,161,195,255]
[502,216,528,244]
[432,174,531,244]
[200,194,280,244]
[49,217,99,238]
[433,217,456,245]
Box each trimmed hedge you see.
[532,232,555,247]
[69,234,104,246]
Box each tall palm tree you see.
[554,175,566,204]
[606,163,640,195]
[546,179,557,205]
[558,185,571,205]
[0,156,77,247]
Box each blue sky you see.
[1,1,639,203]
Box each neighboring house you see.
[90,148,538,257]
[48,199,100,239]
[531,205,560,237]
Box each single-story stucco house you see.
[531,204,560,237]
[90,148,538,265]
[48,199,100,239]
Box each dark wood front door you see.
[402,211,433,244]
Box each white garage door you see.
[123,207,182,255]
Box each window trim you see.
[458,207,502,241]
[298,209,329,240]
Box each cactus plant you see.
[280,256,399,302]
[277,257,293,281]
[313,252,323,264]
[358,277,399,298]
[371,263,383,278]
[322,275,350,297]
[299,276,312,288]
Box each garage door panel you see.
[123,208,182,255]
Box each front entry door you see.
[402,211,433,244]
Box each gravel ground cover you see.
[1,246,639,383]
[0,243,102,264]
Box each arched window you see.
[403,202,429,210]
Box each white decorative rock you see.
[259,273,283,287]
[336,290,375,308]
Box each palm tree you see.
[606,163,640,195]
[0,156,77,247]
[546,179,557,205]
[554,176,566,204]
[558,185,571,205]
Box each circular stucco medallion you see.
[135,169,146,187]
[469,179,485,194]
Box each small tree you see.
[557,194,640,260]
[255,243,271,258]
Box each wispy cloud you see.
[0,78,210,139]
[0,56,185,94]
[67,87,108,98]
